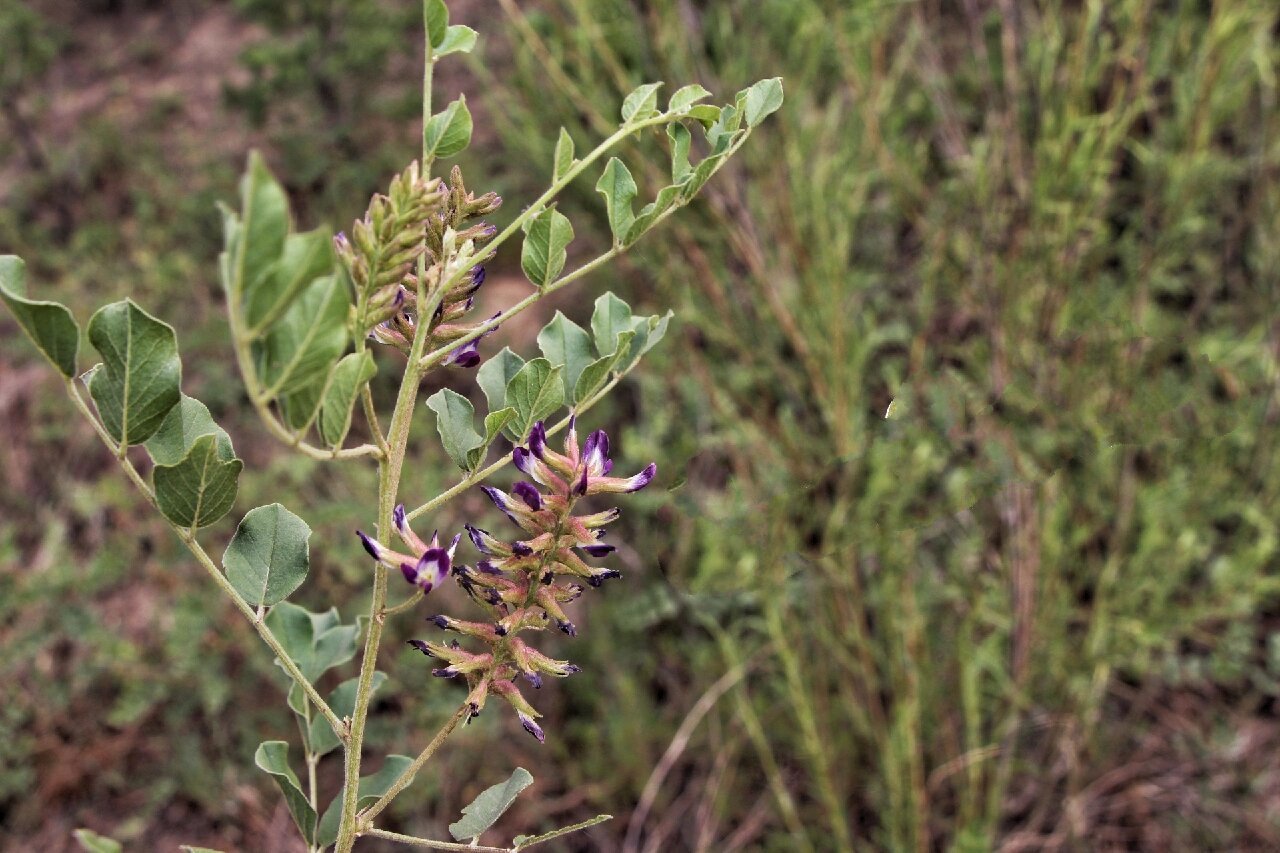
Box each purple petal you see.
[625,463,657,492]
[529,422,548,459]
[512,446,535,476]
[512,542,533,557]
[519,712,545,743]
[574,468,589,496]
[581,543,616,558]
[427,615,450,629]
[407,639,433,656]
[419,547,452,588]
[465,524,492,554]
[477,560,503,575]
[557,620,577,637]
[525,672,544,689]
[512,481,543,511]
[471,265,486,286]
[393,504,407,532]
[356,530,382,559]
[400,562,419,585]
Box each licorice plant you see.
[1,2,781,850]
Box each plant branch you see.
[357,703,470,828]
[65,379,348,741]
[515,814,613,849]
[360,828,506,852]
[418,248,617,372]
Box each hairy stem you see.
[360,827,506,851]
[333,9,442,848]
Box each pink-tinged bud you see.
[393,504,430,553]
[585,462,656,495]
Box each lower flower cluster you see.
[360,418,655,742]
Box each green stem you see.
[65,380,347,741]
[415,110,677,352]
[357,703,470,829]
[360,827,506,851]
[334,11,443,844]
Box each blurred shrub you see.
[483,0,1280,848]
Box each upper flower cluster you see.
[381,418,656,741]
[337,165,501,365]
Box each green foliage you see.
[520,208,574,288]
[426,387,484,471]
[253,741,316,843]
[424,96,473,160]
[594,158,638,243]
[86,300,182,446]
[448,767,534,842]
[222,504,311,606]
[153,434,243,529]
[0,255,79,377]
[503,358,564,441]
[536,312,593,399]
[318,351,377,447]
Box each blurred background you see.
[2,0,1278,850]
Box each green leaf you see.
[595,158,638,244]
[476,347,525,412]
[521,208,574,288]
[620,82,663,123]
[426,388,483,470]
[254,741,317,844]
[686,104,722,127]
[259,274,349,398]
[537,312,593,399]
[86,299,182,446]
[448,767,534,841]
[318,351,377,447]
[626,184,684,244]
[73,829,121,853]
[154,433,242,529]
[244,227,333,333]
[308,672,387,758]
[315,756,415,847]
[425,0,448,48]
[553,128,575,182]
[639,310,674,356]
[744,77,785,127]
[0,255,79,377]
[680,151,730,201]
[468,407,517,469]
[222,503,311,607]
[146,394,234,465]
[223,152,289,301]
[424,96,473,160]
[505,358,564,441]
[265,602,359,684]
[668,123,692,184]
[706,104,742,154]
[590,292,636,360]
[437,24,477,56]
[668,84,712,114]
[574,329,634,404]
